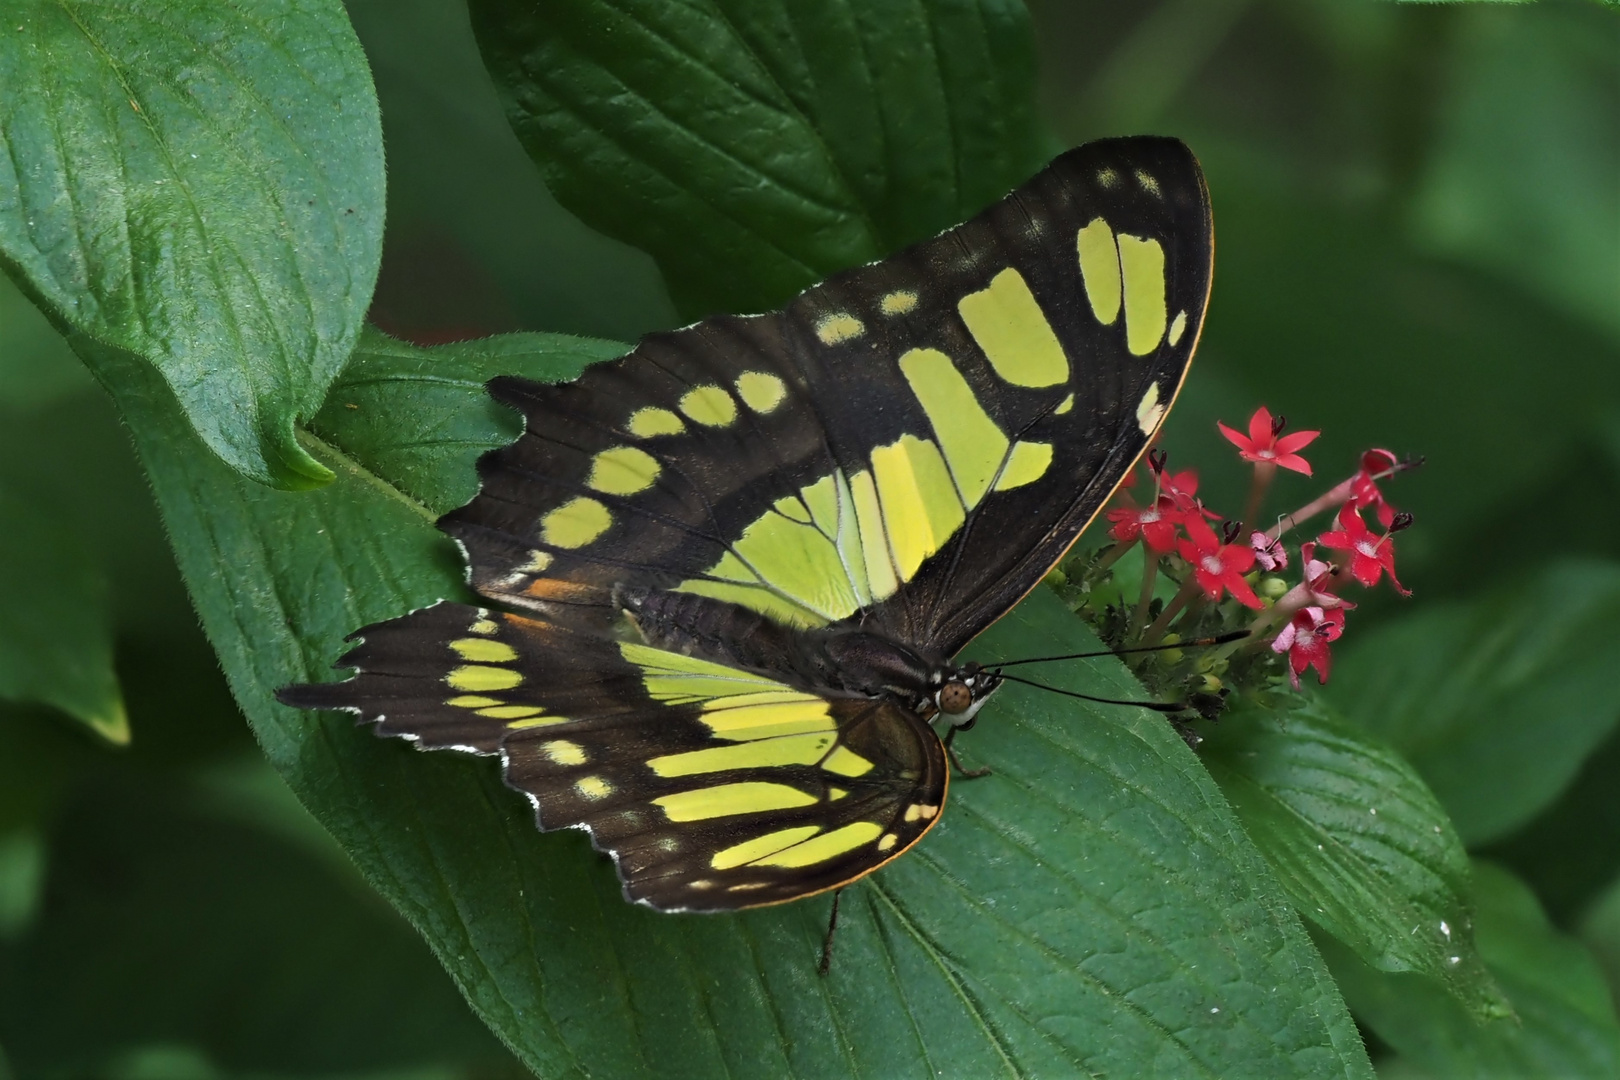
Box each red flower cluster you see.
[1098,406,1413,691]
[1106,458,1219,555]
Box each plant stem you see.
[1130,553,1159,639]
[1268,476,1354,541]
[1209,605,1284,665]
[1242,462,1276,534]
[1143,576,1202,645]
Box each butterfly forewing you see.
[284,136,1212,909]
[440,137,1209,655]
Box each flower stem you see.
[1242,462,1276,533]
[1143,576,1202,645]
[1269,475,1355,541]
[1130,553,1159,639]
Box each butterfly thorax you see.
[617,587,1000,727]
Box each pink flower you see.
[1177,518,1262,609]
[1251,531,1288,571]
[1219,406,1321,476]
[1298,541,1352,609]
[1272,606,1345,688]
[1318,503,1411,596]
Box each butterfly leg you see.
[944,727,992,779]
[818,888,844,976]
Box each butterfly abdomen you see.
[620,584,951,711]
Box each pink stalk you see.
[1267,475,1355,542]
[1241,461,1276,534]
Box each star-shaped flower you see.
[1161,468,1221,520]
[1318,503,1410,595]
[1177,518,1262,609]
[1107,497,1184,553]
[1271,605,1345,688]
[1218,406,1321,476]
[1351,448,1400,528]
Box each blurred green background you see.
[1,1,1615,1076]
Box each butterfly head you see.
[934,661,1003,730]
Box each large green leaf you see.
[1580,869,1620,1013]
[94,330,1371,1078]
[1202,696,1505,1019]
[468,0,1048,319]
[1485,726,1620,926]
[0,485,125,744]
[1325,861,1620,1079]
[0,0,384,489]
[308,327,626,510]
[1329,559,1620,847]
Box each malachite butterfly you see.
[280,136,1213,911]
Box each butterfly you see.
[279,135,1212,914]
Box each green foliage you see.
[1324,861,1620,1078]
[0,0,384,489]
[1,0,1618,1077]
[1202,696,1505,1018]
[468,0,1047,319]
[87,323,1364,1076]
[0,485,124,743]
[0,770,515,1079]
[1331,559,1620,846]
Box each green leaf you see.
[1202,696,1506,1019]
[309,327,627,512]
[0,769,517,1079]
[468,0,1048,318]
[100,332,1372,1078]
[0,485,125,744]
[1483,724,1620,926]
[0,0,384,489]
[0,829,45,940]
[1329,559,1620,846]
[1578,870,1620,1012]
[1324,861,1620,1078]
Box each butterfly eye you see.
[938,680,974,714]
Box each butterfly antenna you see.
[987,629,1249,669]
[992,671,1190,713]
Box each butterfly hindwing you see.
[441,136,1210,654]
[280,602,946,910]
